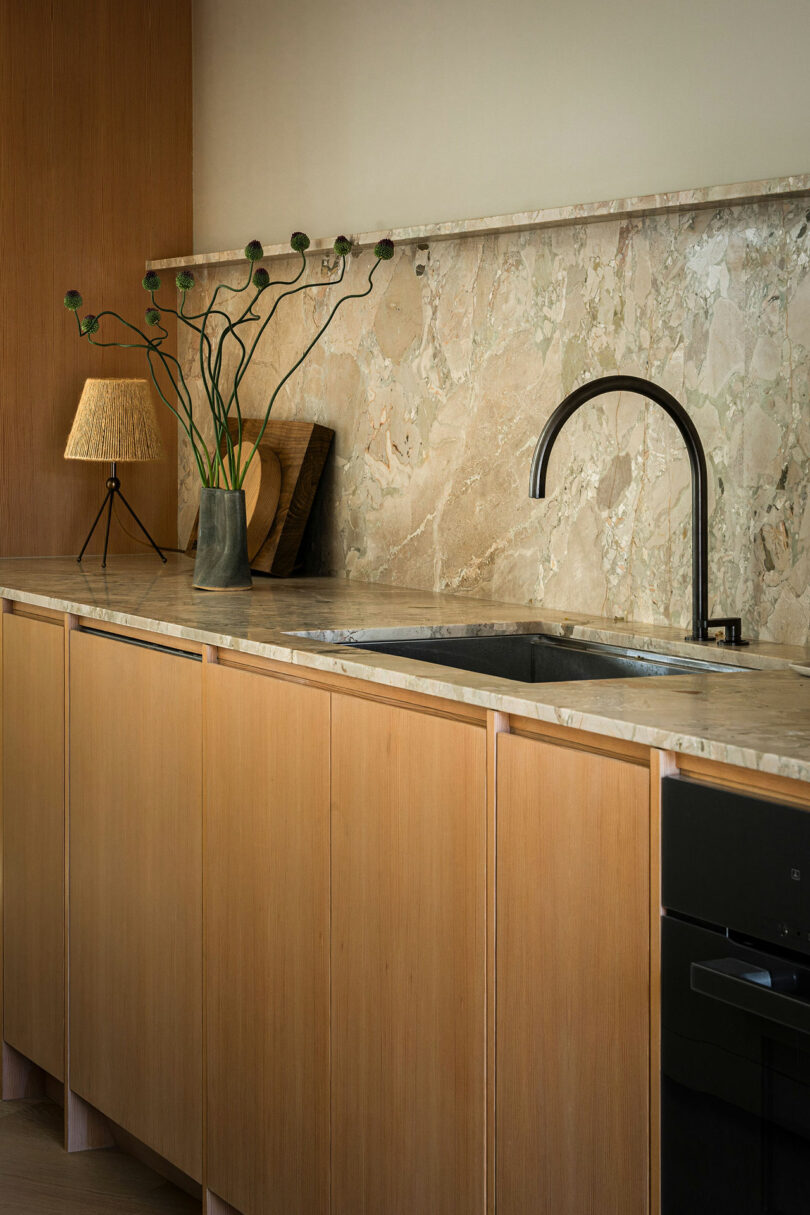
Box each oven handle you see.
[691,958,810,1034]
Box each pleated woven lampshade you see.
[64,378,164,462]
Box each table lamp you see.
[65,378,167,567]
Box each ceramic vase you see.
[193,487,253,591]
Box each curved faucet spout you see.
[529,374,746,645]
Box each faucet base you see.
[686,617,749,647]
[706,616,748,647]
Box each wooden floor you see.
[0,1100,199,1213]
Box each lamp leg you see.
[101,491,115,569]
[77,489,113,563]
[116,489,168,563]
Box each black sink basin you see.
[343,632,744,684]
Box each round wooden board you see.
[243,445,282,562]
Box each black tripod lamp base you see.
[77,464,167,568]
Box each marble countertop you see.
[1,555,808,783]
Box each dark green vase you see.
[193,488,253,591]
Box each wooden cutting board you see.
[186,419,334,576]
[239,443,283,563]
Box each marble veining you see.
[1,556,809,783]
[176,194,810,647]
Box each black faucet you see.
[529,374,748,646]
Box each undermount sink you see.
[342,632,747,684]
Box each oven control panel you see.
[662,776,810,956]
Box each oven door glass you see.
[662,916,810,1215]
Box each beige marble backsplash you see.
[178,197,810,644]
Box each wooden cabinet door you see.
[2,612,65,1080]
[204,663,330,1215]
[331,695,487,1215]
[496,733,650,1215]
[69,630,202,1179]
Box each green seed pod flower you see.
[142,270,161,292]
[245,239,264,262]
[374,238,395,261]
[64,289,83,311]
[252,267,270,289]
[334,235,352,257]
[176,269,195,292]
[145,307,162,326]
[290,231,310,253]
[80,314,99,335]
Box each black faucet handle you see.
[705,617,749,647]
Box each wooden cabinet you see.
[331,694,487,1215]
[496,732,650,1215]
[1,612,65,1081]
[204,663,330,1215]
[68,630,203,1179]
[1,609,659,1212]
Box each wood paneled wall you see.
[0,1,192,557]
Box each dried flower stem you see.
[66,234,391,489]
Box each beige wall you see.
[193,0,810,252]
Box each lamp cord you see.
[112,500,187,555]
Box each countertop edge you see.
[4,582,808,786]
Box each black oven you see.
[661,777,810,1214]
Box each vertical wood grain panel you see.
[204,663,330,1215]
[2,613,66,1080]
[0,598,8,1099]
[0,0,191,558]
[486,710,509,1215]
[331,695,487,1215]
[1,1040,47,1099]
[648,750,676,1215]
[62,612,115,1153]
[68,630,202,1178]
[496,733,650,1215]
[206,1192,242,1215]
